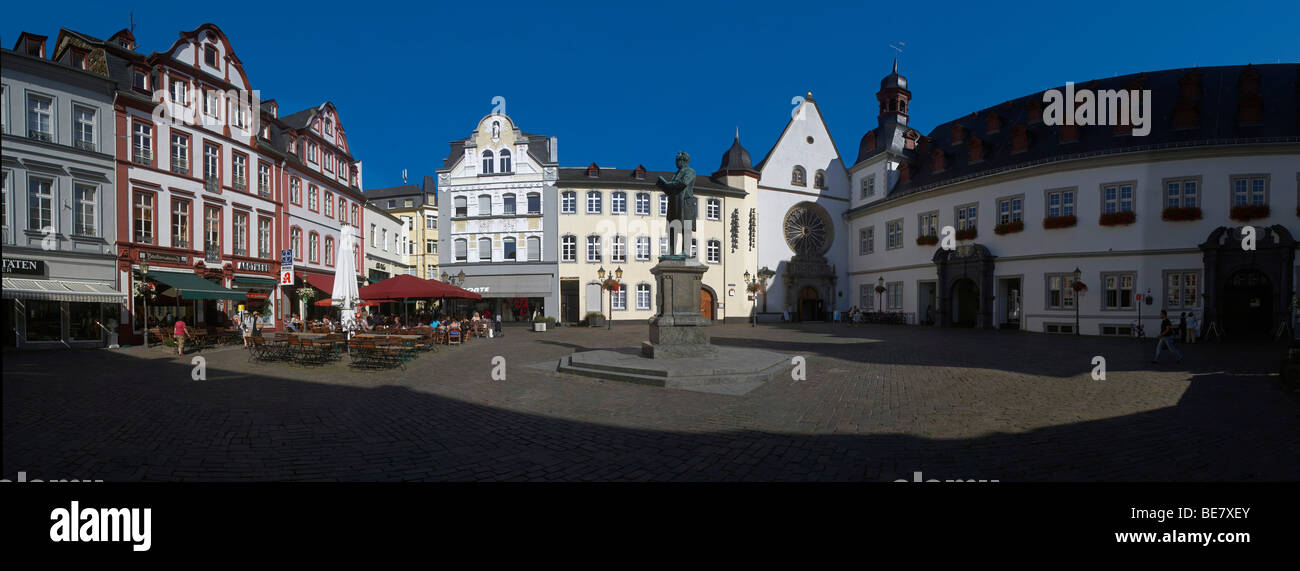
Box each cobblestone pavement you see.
[4,323,1297,481]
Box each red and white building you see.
[267,100,366,320]
[78,23,363,342]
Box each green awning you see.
[233,277,278,287]
[151,271,247,301]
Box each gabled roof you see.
[753,93,846,172]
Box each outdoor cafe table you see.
[353,334,421,360]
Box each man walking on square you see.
[1152,309,1183,364]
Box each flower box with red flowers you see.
[1098,211,1136,226]
[993,220,1025,235]
[1230,204,1270,222]
[1161,206,1202,221]
[955,227,978,241]
[1042,215,1077,229]
[915,234,939,246]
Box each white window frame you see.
[1046,187,1076,218]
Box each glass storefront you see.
[6,299,119,347]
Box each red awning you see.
[300,272,334,293]
[359,274,482,300]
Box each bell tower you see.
[877,59,911,126]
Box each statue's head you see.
[675,151,690,168]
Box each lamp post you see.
[597,267,607,328]
[877,276,885,313]
[1073,267,1081,335]
[140,262,150,348]
[611,266,622,329]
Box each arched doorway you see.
[798,286,821,322]
[952,278,979,327]
[700,288,715,321]
[1222,269,1273,338]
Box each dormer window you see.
[71,49,87,70]
[325,118,332,135]
[633,165,646,180]
[25,38,43,57]
[587,163,599,177]
[204,45,218,67]
[260,124,270,139]
[118,39,130,49]
[132,69,149,91]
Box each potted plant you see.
[1161,206,1203,221]
[532,316,555,332]
[1042,214,1077,229]
[1230,204,1270,222]
[585,312,606,327]
[1098,211,1137,226]
[993,220,1025,235]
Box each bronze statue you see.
[656,151,696,258]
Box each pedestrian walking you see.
[1152,309,1183,364]
[173,318,190,357]
[1186,312,1198,343]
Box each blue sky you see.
[5,1,1297,190]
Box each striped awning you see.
[2,278,127,303]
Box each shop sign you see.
[139,251,187,264]
[237,261,271,272]
[2,258,44,275]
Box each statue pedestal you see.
[641,257,717,358]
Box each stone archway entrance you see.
[933,243,996,329]
[1200,225,1295,340]
[952,278,979,327]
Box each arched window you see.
[478,237,492,261]
[636,283,652,310]
[706,239,721,263]
[478,194,492,216]
[499,149,511,173]
[454,196,467,217]
[561,234,576,262]
[308,232,320,263]
[791,166,806,187]
[561,191,576,214]
[586,191,602,214]
[503,237,517,260]
[611,191,627,214]
[527,236,541,261]
[526,192,540,214]
[814,170,826,189]
[290,227,302,260]
[481,150,494,174]
[503,193,516,215]
[325,237,335,266]
[454,238,468,262]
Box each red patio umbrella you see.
[314,299,387,307]
[358,274,481,320]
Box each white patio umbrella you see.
[331,223,361,337]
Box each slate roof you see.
[556,167,747,197]
[857,63,1300,202]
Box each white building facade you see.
[845,62,1300,338]
[437,113,560,320]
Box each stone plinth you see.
[642,257,717,358]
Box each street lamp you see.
[140,262,150,349]
[877,276,885,313]
[611,266,623,329]
[1073,267,1081,335]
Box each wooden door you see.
[700,288,714,320]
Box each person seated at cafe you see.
[428,315,441,329]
